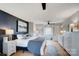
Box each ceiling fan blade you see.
[42,3,46,10]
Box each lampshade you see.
[5,29,14,35]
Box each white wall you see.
[33,24,44,36]
[28,22,33,35]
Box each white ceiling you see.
[0,3,79,24]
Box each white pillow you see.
[17,34,23,39]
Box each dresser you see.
[62,32,79,56]
[3,40,16,56]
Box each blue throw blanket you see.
[27,37,44,56]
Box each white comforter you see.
[15,39,29,47]
[15,36,39,47]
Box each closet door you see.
[63,32,72,55]
[71,32,79,56]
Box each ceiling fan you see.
[47,21,53,25]
[47,21,56,25]
[48,21,50,25]
[42,3,46,10]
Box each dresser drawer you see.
[3,41,16,56]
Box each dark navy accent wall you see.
[0,37,3,53]
[0,10,28,34]
[0,10,17,34]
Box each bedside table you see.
[3,41,16,56]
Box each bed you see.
[15,35,58,56]
[15,39,29,51]
[15,35,45,55]
[15,35,43,50]
[15,36,40,47]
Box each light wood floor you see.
[12,50,34,56]
[12,41,70,56]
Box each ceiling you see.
[0,3,79,24]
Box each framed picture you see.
[16,19,28,33]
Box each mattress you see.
[16,39,29,47]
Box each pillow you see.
[17,34,23,39]
[12,35,17,40]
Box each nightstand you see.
[3,41,16,56]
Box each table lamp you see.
[5,29,14,40]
